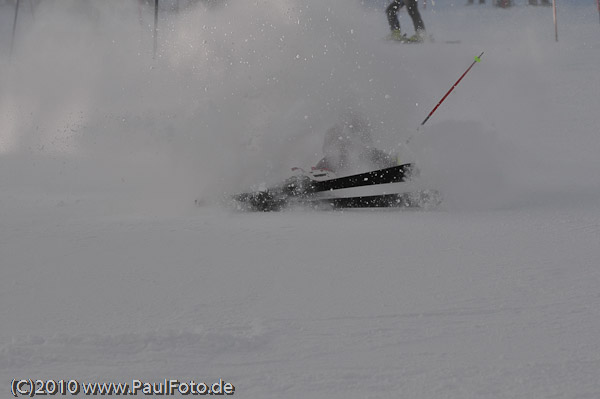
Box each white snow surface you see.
[2,0,600,398]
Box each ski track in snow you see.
[2,1,600,398]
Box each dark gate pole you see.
[153,0,159,58]
[10,0,21,60]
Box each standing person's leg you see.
[404,0,425,34]
[386,0,403,32]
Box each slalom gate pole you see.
[552,0,558,42]
[10,0,20,61]
[597,0,600,25]
[420,52,483,127]
[153,0,159,59]
[404,52,483,146]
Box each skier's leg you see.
[386,0,403,32]
[405,0,425,33]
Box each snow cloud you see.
[1,0,598,211]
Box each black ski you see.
[231,164,416,211]
[385,36,462,45]
[309,190,441,209]
[309,163,414,192]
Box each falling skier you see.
[228,110,434,211]
[227,51,485,211]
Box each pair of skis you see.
[231,164,439,211]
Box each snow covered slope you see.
[1,1,600,398]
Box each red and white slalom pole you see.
[596,0,600,25]
[403,52,484,147]
[419,52,484,127]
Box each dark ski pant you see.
[386,0,425,33]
